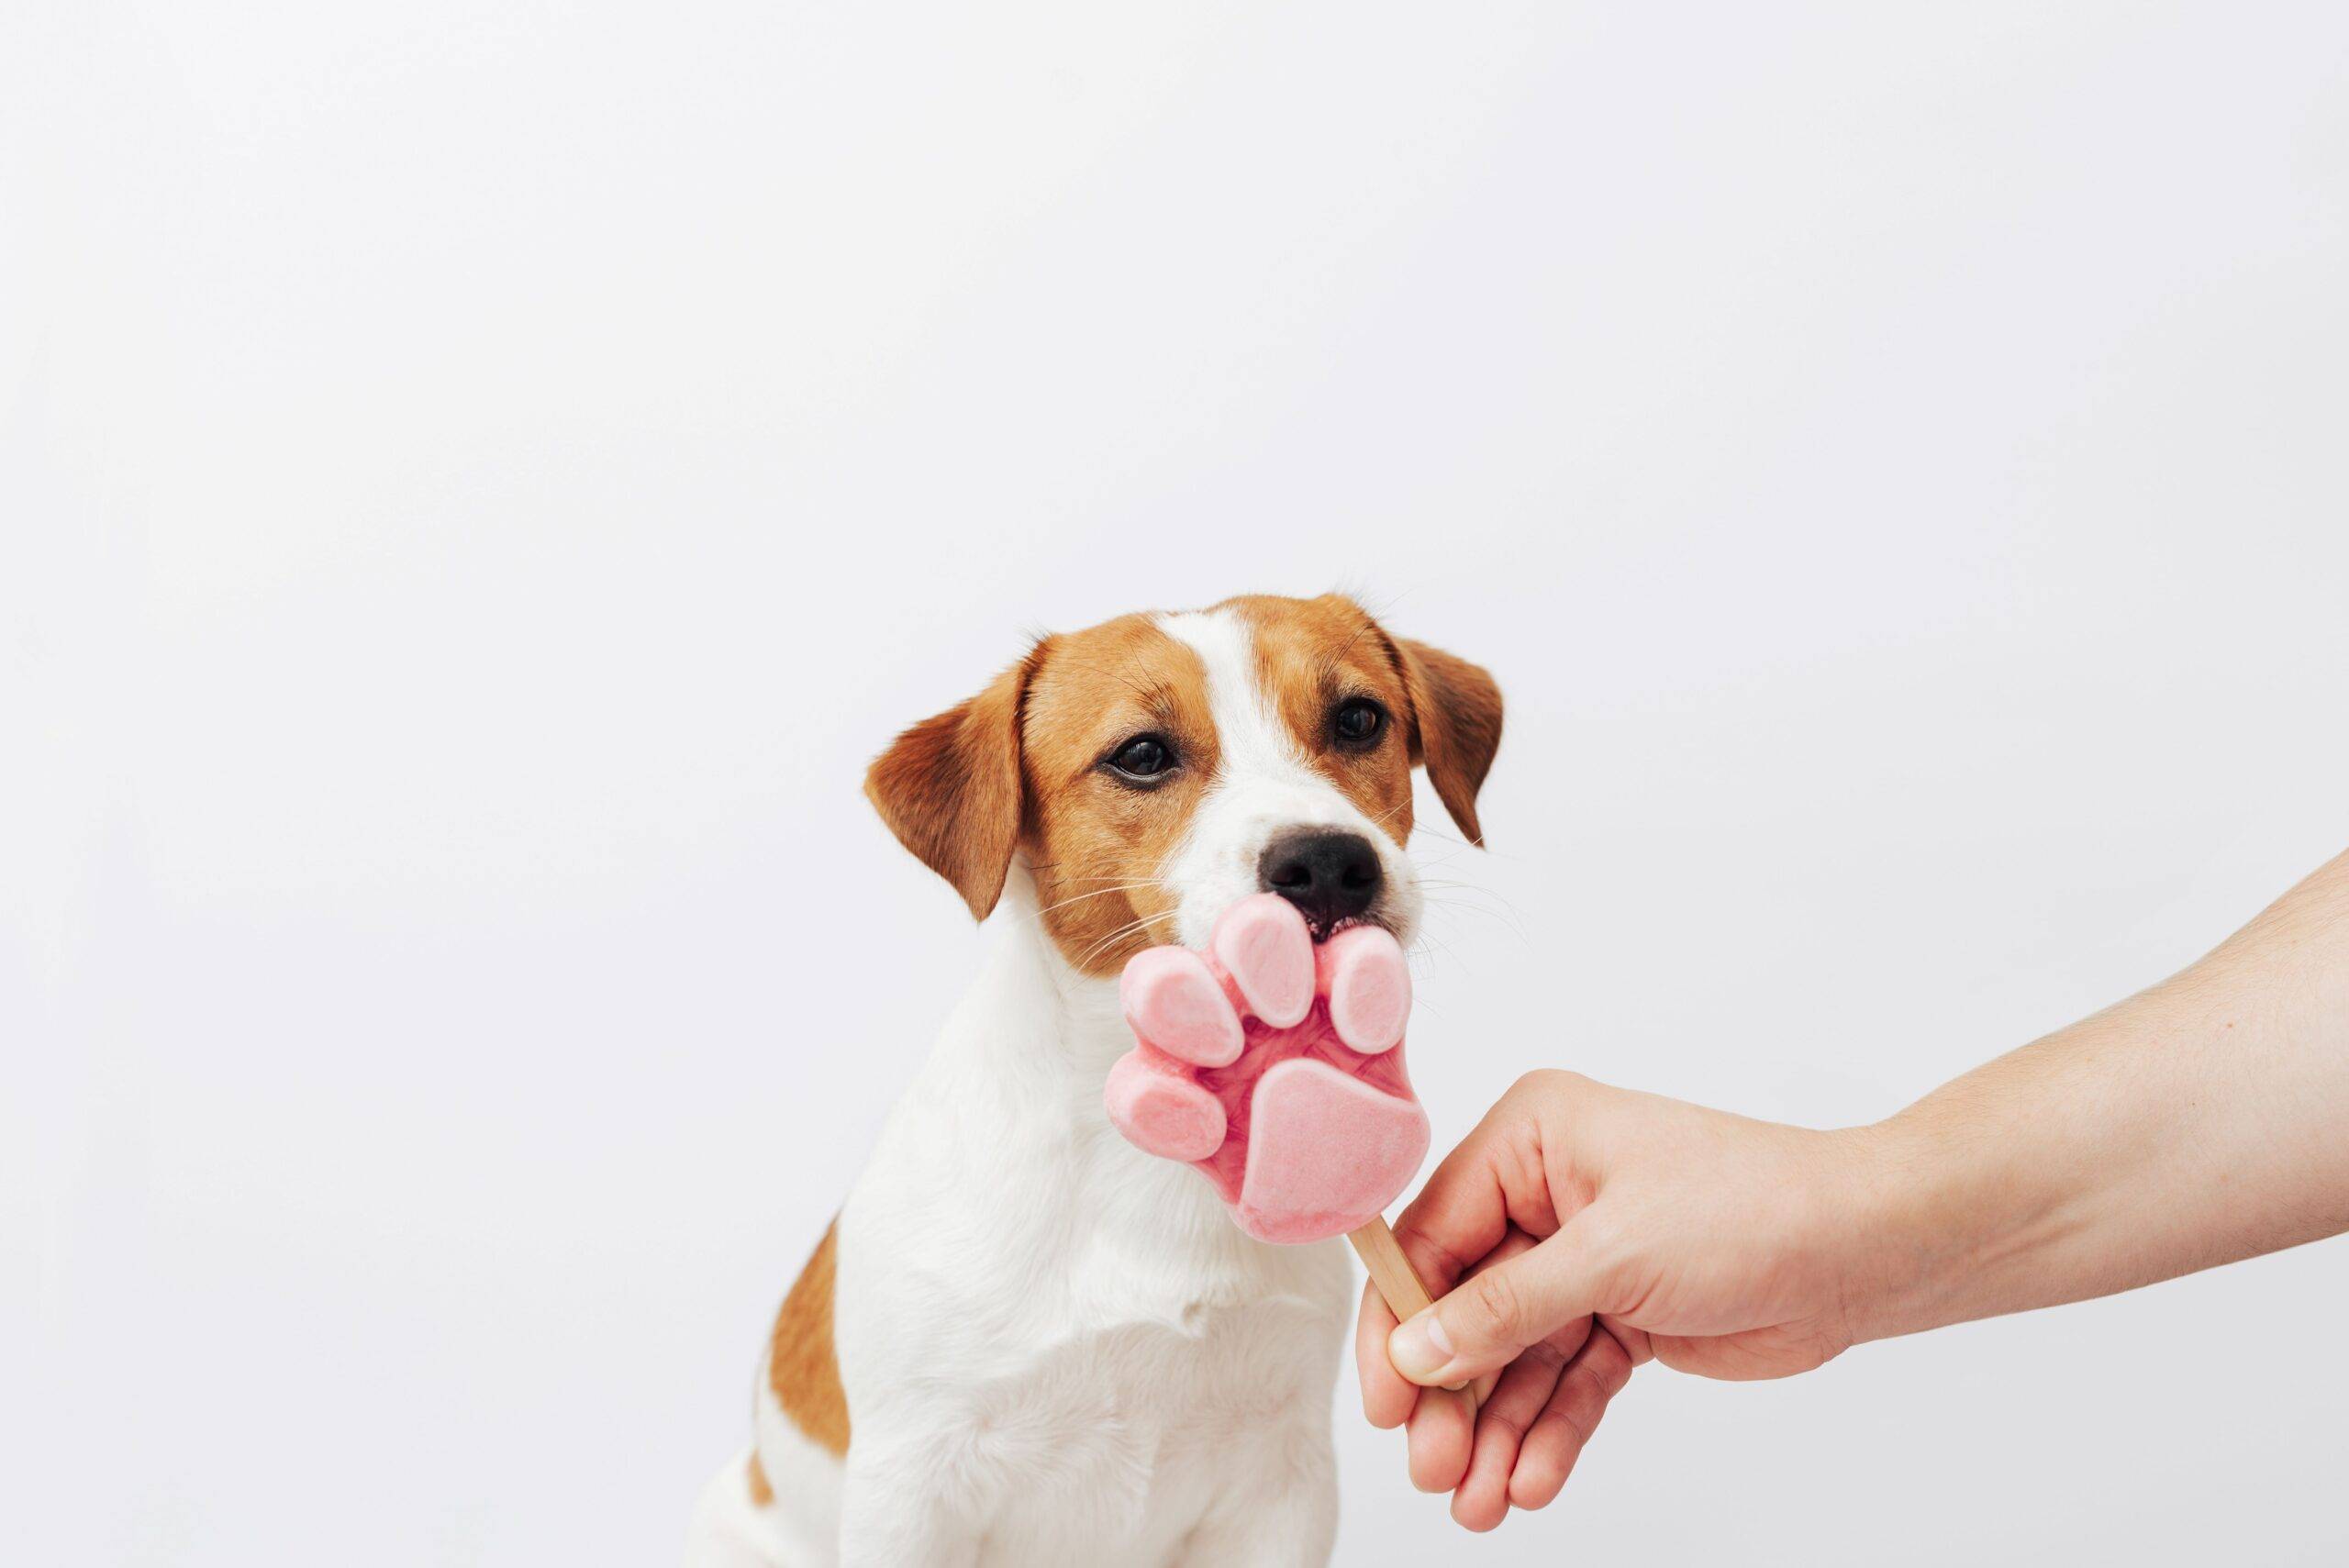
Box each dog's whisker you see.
[1027,883,1170,925]
[1415,879,1521,910]
[1074,912,1163,968]
[1407,926,1469,978]
[1077,908,1158,949]
[1035,880,1162,906]
[1417,894,1532,949]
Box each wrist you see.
[1813,1112,2019,1347]
[1827,1095,2114,1346]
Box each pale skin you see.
[1357,847,2349,1531]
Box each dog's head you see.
[865,594,1501,975]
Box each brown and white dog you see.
[685,594,1500,1568]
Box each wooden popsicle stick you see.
[1348,1215,1435,1321]
[1348,1216,1481,1414]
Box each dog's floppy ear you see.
[864,645,1042,920]
[1390,635,1503,846]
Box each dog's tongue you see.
[1106,893,1431,1244]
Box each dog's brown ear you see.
[864,647,1041,919]
[1392,636,1503,846]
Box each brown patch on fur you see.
[1386,633,1503,845]
[1020,616,1218,973]
[1222,594,1424,842]
[745,1453,774,1507]
[766,1221,850,1457]
[866,650,1042,919]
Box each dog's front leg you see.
[834,1436,984,1568]
[1174,1426,1338,1568]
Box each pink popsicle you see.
[1105,894,1431,1246]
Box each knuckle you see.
[1564,1369,1613,1427]
[1531,1400,1590,1450]
[1508,1067,1577,1100]
[1482,1402,1531,1443]
[1516,1339,1568,1373]
[1508,1069,1599,1122]
[1462,1265,1525,1342]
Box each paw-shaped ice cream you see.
[1105,893,1430,1244]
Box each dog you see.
[685,593,1500,1567]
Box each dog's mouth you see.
[1173,904,1404,952]
[1317,912,1381,942]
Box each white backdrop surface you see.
[9,3,2349,1564]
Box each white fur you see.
[686,607,1422,1568]
[1154,610,1422,950]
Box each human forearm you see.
[1844,850,2349,1342]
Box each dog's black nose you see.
[1258,829,1383,933]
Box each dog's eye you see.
[1331,698,1386,748]
[1106,734,1176,781]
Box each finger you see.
[1446,1341,1566,1532]
[1508,1323,1636,1511]
[1366,1218,1534,1421]
[1404,1385,1476,1494]
[1437,1224,1545,1398]
[1355,1277,1416,1429]
[1402,1230,1541,1490]
[1388,1213,1610,1387]
[1388,1089,1553,1296]
[1595,1313,1655,1366]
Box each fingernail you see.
[1387,1310,1457,1384]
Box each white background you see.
[9,3,2349,1563]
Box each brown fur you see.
[745,1453,774,1507]
[864,595,1501,977]
[765,1221,850,1457]
[1386,633,1504,846]
[1226,593,1422,841]
[864,650,1041,919]
[1019,615,1219,973]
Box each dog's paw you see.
[1105,894,1430,1244]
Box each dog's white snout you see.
[1154,606,1423,948]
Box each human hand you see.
[1360,850,2349,1530]
[1355,1071,1874,1530]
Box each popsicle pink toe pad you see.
[1105,894,1429,1244]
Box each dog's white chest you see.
[840,1122,1353,1565]
[948,1288,1344,1568]
[812,895,1356,1567]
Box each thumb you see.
[1386,1218,1609,1387]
